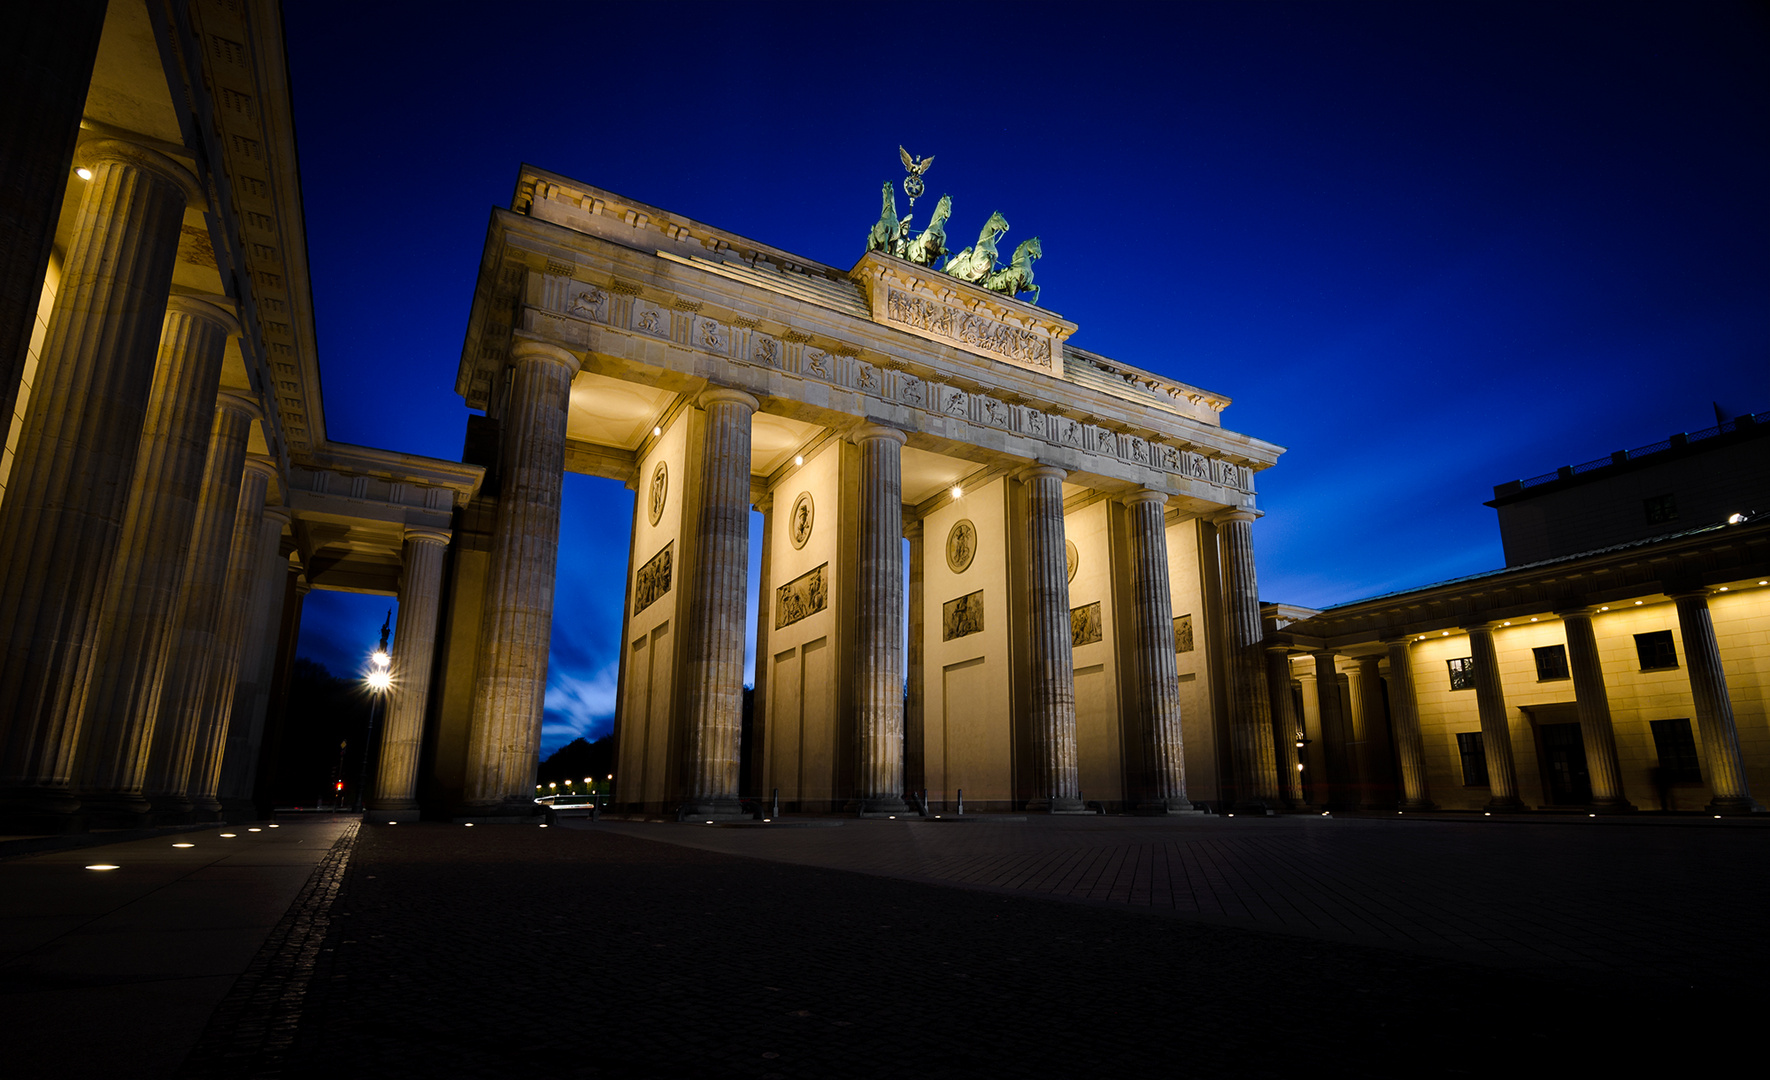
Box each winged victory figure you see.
[899,145,934,205]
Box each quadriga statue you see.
[865,182,910,256]
[903,194,951,267]
[943,210,1008,283]
[981,236,1042,306]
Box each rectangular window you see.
[1643,493,1678,524]
[1447,656,1475,691]
[1649,718,1702,783]
[1634,630,1678,671]
[1533,644,1570,681]
[1457,732,1489,786]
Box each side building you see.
[1267,413,1769,815]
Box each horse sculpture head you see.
[929,194,952,227]
[978,209,1009,244]
[1014,236,1042,264]
[880,182,897,215]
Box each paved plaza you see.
[2,813,1762,1078]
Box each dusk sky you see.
[280,1,1769,754]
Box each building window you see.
[1447,656,1475,691]
[1533,644,1570,681]
[1457,732,1489,786]
[1634,630,1678,671]
[1643,493,1677,524]
[1649,718,1702,783]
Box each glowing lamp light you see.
[248,827,262,832]
[794,455,803,466]
[372,650,390,669]
[1635,601,1644,605]
[1530,617,1538,622]
[219,832,237,838]
[951,486,963,499]
[1503,622,1510,626]
[86,864,119,871]
[464,822,475,827]
[172,843,194,848]
[1719,587,1729,592]
[653,425,662,437]
[76,167,92,180]
[1727,513,1746,524]
[268,824,279,828]
[1600,606,1609,611]
[539,823,548,828]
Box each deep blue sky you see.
[281,1,1770,754]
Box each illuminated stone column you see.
[464,340,579,815]
[904,519,926,799]
[854,425,909,814]
[1125,489,1191,813]
[1310,651,1352,809]
[1672,591,1761,814]
[74,297,237,818]
[679,387,757,819]
[1265,647,1306,807]
[142,394,258,814]
[1217,510,1280,810]
[1353,656,1392,808]
[1383,638,1435,810]
[1465,624,1525,812]
[1025,465,1082,812]
[0,138,199,824]
[371,527,451,819]
[188,457,280,813]
[1557,608,1634,812]
[219,506,293,807]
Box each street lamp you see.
[353,611,393,813]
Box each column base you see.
[1134,798,1200,815]
[1706,796,1765,816]
[1484,795,1527,813]
[676,798,745,822]
[856,795,911,816]
[74,793,153,829]
[1027,796,1089,814]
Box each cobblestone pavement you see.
[191,818,1755,1080]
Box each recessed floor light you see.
[172,843,194,848]
[86,864,119,870]
[218,833,237,838]
[247,827,262,832]
[463,823,474,827]
[267,824,279,828]
[539,823,548,828]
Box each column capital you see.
[261,506,293,529]
[1307,647,1339,660]
[240,456,279,482]
[697,386,758,412]
[1264,643,1294,656]
[1212,508,1258,526]
[216,390,263,423]
[1122,488,1168,509]
[1668,588,1714,602]
[509,338,582,376]
[1552,605,1597,619]
[1460,621,1496,634]
[164,295,239,336]
[1018,464,1067,483]
[403,525,452,547]
[850,422,906,446]
[903,518,924,540]
[1379,635,1414,647]
[73,137,205,208]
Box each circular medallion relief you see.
[789,492,815,550]
[647,462,668,526]
[1065,539,1079,583]
[946,519,978,574]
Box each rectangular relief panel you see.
[774,563,828,630]
[942,590,985,641]
[1071,601,1103,647]
[634,541,673,615]
[1173,613,1194,653]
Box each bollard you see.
[771,787,780,819]
[957,788,964,816]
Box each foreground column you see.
[464,341,580,814]
[74,297,236,819]
[371,527,451,820]
[679,387,757,819]
[1217,510,1280,810]
[142,394,258,815]
[1353,656,1394,808]
[1466,624,1525,811]
[0,139,199,825]
[1672,591,1761,814]
[219,506,293,808]
[904,519,926,799]
[1558,608,1634,812]
[1124,490,1191,812]
[1311,651,1352,809]
[1025,465,1082,812]
[1383,638,1435,809]
[854,426,909,814]
[1265,647,1306,807]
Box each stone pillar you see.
[678,387,757,819]
[1383,638,1435,810]
[219,507,293,807]
[1672,591,1761,814]
[370,527,451,820]
[1024,465,1082,813]
[0,139,200,824]
[1265,647,1306,807]
[1557,608,1634,812]
[73,298,238,818]
[1465,624,1525,811]
[1124,490,1191,812]
[0,0,106,426]
[142,394,258,815]
[1354,656,1395,809]
[188,457,280,813]
[463,340,580,815]
[1311,651,1352,809]
[1216,510,1279,810]
[854,425,909,814]
[904,519,926,800]
[748,494,773,800]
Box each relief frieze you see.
[1070,601,1103,648]
[942,590,984,641]
[634,541,673,615]
[775,563,828,629]
[886,289,1052,370]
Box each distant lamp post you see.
[353,611,393,813]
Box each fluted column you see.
[188,457,279,814]
[74,297,237,818]
[464,340,580,814]
[1124,490,1190,812]
[905,519,926,799]
[1265,647,1306,807]
[219,507,293,807]
[1024,465,1082,812]
[142,393,258,814]
[1353,656,1395,809]
[1557,608,1634,812]
[855,425,909,814]
[1216,510,1279,810]
[370,527,452,819]
[0,139,200,824]
[679,387,758,819]
[1382,638,1435,809]
[1311,651,1353,809]
[1672,591,1761,814]
[1465,624,1525,811]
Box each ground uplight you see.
[86,864,118,871]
